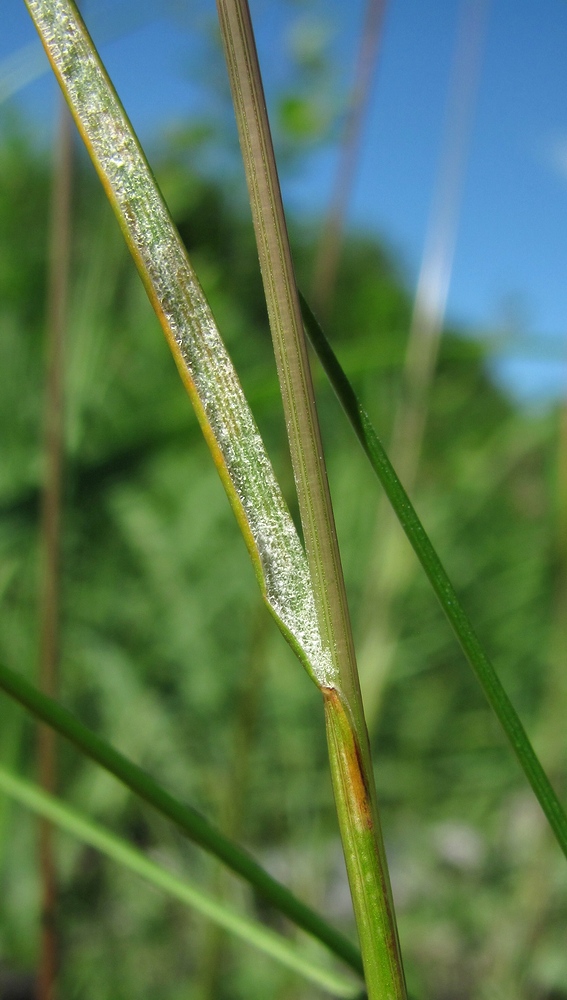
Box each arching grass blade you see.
[301,292,567,861]
[0,660,363,977]
[0,765,361,998]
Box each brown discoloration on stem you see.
[323,687,407,998]
[323,688,372,831]
[215,4,406,991]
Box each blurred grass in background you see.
[0,98,566,1000]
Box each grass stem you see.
[215,3,407,995]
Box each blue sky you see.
[3,0,567,404]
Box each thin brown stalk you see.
[37,96,73,1000]
[358,0,489,726]
[311,0,387,320]
[196,611,267,998]
[389,0,489,491]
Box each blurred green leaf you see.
[0,764,361,998]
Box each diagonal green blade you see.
[24,0,335,691]
[301,292,567,862]
[20,0,363,974]
[0,661,363,978]
[0,764,361,998]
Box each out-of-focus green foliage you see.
[0,117,565,1000]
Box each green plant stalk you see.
[323,688,405,997]
[0,765,360,998]
[301,294,567,860]
[216,0,349,703]
[324,689,404,997]
[0,660,363,977]
[215,3,406,997]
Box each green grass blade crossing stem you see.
[301,294,567,860]
[0,660,363,977]
[0,765,361,998]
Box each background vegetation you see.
[0,58,566,999]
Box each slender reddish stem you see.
[37,97,73,1000]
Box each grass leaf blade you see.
[301,292,567,861]
[24,0,332,689]
[0,764,361,998]
[0,660,363,977]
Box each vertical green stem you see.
[215,3,407,995]
[324,689,406,1000]
[216,0,358,737]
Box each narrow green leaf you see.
[0,765,361,998]
[24,0,333,690]
[301,293,567,862]
[0,661,363,977]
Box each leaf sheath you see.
[324,689,406,1000]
